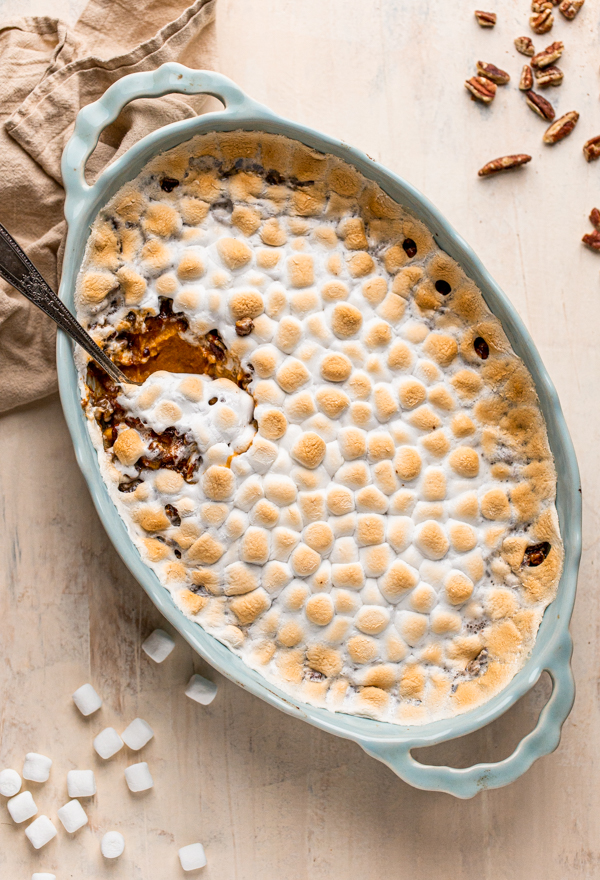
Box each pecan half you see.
[465,76,497,103]
[525,90,555,121]
[476,61,510,84]
[478,154,532,177]
[523,542,551,566]
[530,9,554,32]
[519,65,534,90]
[475,10,497,26]
[532,0,553,10]
[515,35,535,55]
[543,110,579,144]
[531,40,564,68]
[583,136,600,162]
[235,318,254,337]
[582,230,600,250]
[534,65,563,86]
[589,208,600,229]
[559,0,584,19]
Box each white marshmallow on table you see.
[32,874,56,879]
[23,753,52,783]
[178,843,207,871]
[101,830,125,859]
[72,683,102,716]
[185,674,218,706]
[7,790,37,823]
[121,718,154,751]
[124,762,153,792]
[0,768,21,796]
[142,628,175,663]
[57,799,88,833]
[25,815,57,849]
[67,769,96,798]
[93,727,124,760]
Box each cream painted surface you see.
[0,0,596,877]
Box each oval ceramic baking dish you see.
[57,63,581,798]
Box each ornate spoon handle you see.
[0,222,136,387]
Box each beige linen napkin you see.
[0,0,217,414]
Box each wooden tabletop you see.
[0,0,598,877]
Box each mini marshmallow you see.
[178,843,207,871]
[57,799,88,833]
[101,830,125,859]
[72,683,102,716]
[25,815,57,849]
[93,727,124,760]
[0,768,21,797]
[185,674,218,706]
[124,762,153,792]
[32,874,56,879]
[142,628,175,663]
[23,753,52,783]
[121,718,154,751]
[67,770,96,798]
[7,790,37,823]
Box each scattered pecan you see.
[515,35,535,56]
[559,0,584,19]
[475,10,497,26]
[543,110,579,144]
[465,76,497,103]
[530,9,554,32]
[534,65,564,86]
[476,61,510,84]
[582,230,600,251]
[589,207,600,229]
[532,0,553,10]
[519,65,534,90]
[523,542,551,566]
[531,40,564,68]
[478,154,532,177]
[584,137,600,162]
[525,90,556,121]
[235,318,254,337]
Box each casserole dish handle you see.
[61,63,267,223]
[362,630,574,798]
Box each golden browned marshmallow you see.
[398,378,427,410]
[415,520,450,560]
[143,202,180,237]
[240,527,270,565]
[338,426,367,461]
[258,409,287,440]
[287,253,314,287]
[380,560,419,602]
[303,521,334,554]
[230,589,270,625]
[202,466,235,501]
[305,594,335,625]
[449,447,480,478]
[445,570,475,605]
[480,488,511,521]
[276,358,311,393]
[274,316,303,353]
[229,289,264,320]
[314,386,350,419]
[113,428,144,467]
[331,303,363,338]
[320,352,352,382]
[356,514,385,546]
[187,533,225,564]
[394,446,422,481]
[217,237,253,270]
[291,432,326,469]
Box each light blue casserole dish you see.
[57,63,581,798]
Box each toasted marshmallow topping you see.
[76,131,563,724]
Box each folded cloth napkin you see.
[0,0,216,414]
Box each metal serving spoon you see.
[0,222,137,387]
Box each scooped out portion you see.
[75,129,563,725]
